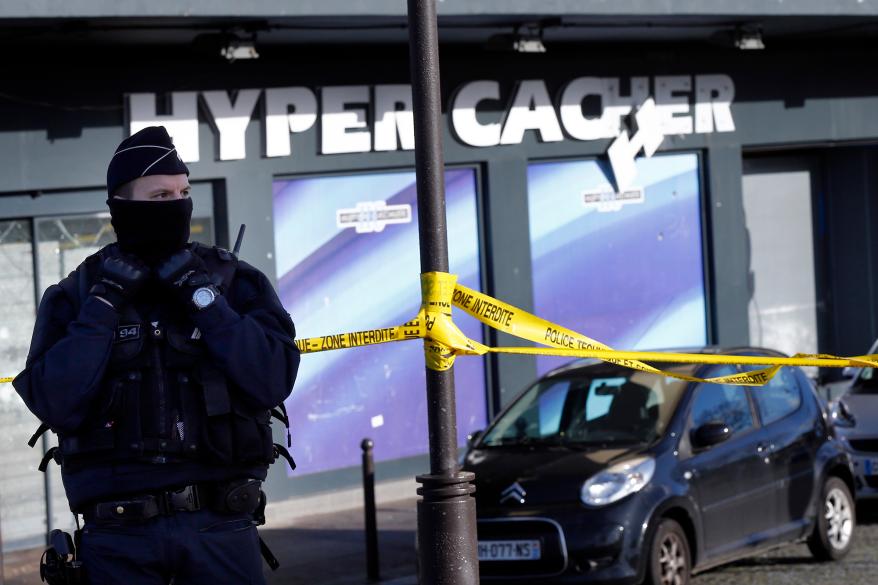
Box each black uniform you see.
[13,125,299,584]
[14,242,299,584]
[14,242,299,511]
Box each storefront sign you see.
[127,74,734,189]
[336,201,413,234]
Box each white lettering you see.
[607,98,664,192]
[264,87,318,157]
[695,74,736,133]
[201,89,261,161]
[450,81,502,147]
[124,75,736,162]
[606,76,650,133]
[374,84,415,152]
[654,75,693,135]
[559,77,608,140]
[128,92,200,162]
[559,77,649,140]
[500,80,563,145]
[321,86,372,155]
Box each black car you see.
[463,347,855,585]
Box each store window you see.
[527,153,708,374]
[272,168,486,476]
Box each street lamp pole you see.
[406,1,480,584]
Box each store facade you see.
[2,5,878,553]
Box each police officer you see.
[13,126,300,584]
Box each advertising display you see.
[528,153,707,374]
[273,169,486,475]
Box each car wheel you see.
[808,476,855,561]
[645,518,691,585]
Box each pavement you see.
[1,498,420,585]
[5,498,878,584]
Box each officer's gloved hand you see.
[89,255,150,310]
[156,248,219,310]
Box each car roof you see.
[542,345,789,379]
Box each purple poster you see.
[528,154,707,374]
[273,169,486,475]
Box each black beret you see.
[106,126,189,195]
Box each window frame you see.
[681,365,762,455]
[748,367,804,427]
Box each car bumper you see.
[476,499,654,584]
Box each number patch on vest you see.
[116,324,141,342]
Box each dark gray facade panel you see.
[824,149,878,356]
[483,157,538,411]
[4,0,878,18]
[705,144,749,346]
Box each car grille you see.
[478,518,567,579]
[848,439,878,453]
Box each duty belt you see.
[82,480,263,523]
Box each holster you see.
[40,529,85,585]
[212,479,263,515]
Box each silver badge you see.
[500,482,527,505]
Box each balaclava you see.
[105,126,192,264]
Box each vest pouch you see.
[231,404,274,464]
[57,371,143,469]
[115,371,144,457]
[199,407,273,465]
[200,413,234,463]
[196,367,235,463]
[194,367,274,465]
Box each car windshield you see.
[480,365,693,448]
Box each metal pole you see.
[30,218,53,545]
[361,439,380,582]
[406,2,479,584]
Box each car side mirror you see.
[466,429,483,449]
[691,421,732,449]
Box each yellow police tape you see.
[3,272,877,387]
[294,272,878,387]
[0,376,12,384]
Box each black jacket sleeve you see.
[13,284,119,433]
[191,263,300,410]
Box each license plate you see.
[864,459,878,476]
[477,539,542,561]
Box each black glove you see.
[89,255,150,310]
[155,248,219,310]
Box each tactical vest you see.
[30,243,294,474]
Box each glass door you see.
[742,156,821,372]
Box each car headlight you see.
[581,456,656,507]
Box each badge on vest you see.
[116,324,141,342]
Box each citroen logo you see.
[500,482,527,505]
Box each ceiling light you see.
[735,29,765,50]
[221,39,259,61]
[486,22,548,53]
